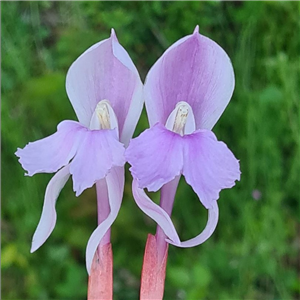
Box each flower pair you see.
[16,26,240,281]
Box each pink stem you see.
[140,234,168,300]
[155,176,180,263]
[140,176,180,300]
[87,179,113,300]
[96,179,111,245]
[88,243,113,300]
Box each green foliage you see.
[2,1,299,299]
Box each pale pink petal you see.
[15,121,84,176]
[31,165,70,252]
[166,201,219,247]
[145,26,234,130]
[132,179,180,245]
[69,129,125,196]
[182,130,241,209]
[86,166,124,274]
[126,123,184,192]
[66,29,143,145]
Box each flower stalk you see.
[140,177,180,299]
[88,243,113,300]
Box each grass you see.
[1,2,299,299]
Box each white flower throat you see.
[89,100,119,134]
[172,104,189,135]
[165,101,196,135]
[96,101,111,129]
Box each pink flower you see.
[126,25,241,249]
[15,29,143,274]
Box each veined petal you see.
[144,26,235,130]
[31,165,70,252]
[69,129,125,196]
[15,121,83,176]
[166,201,219,247]
[132,179,180,245]
[182,130,241,209]
[86,166,124,274]
[126,123,183,192]
[66,29,143,146]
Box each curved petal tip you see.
[110,28,118,41]
[193,25,199,34]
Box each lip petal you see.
[144,27,235,130]
[182,129,240,209]
[126,123,184,192]
[69,129,125,196]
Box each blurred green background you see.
[2,1,299,300]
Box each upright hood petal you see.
[144,26,235,130]
[66,29,143,146]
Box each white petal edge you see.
[111,32,144,146]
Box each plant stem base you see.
[88,243,113,300]
[140,234,168,300]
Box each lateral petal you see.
[69,129,125,196]
[166,201,219,247]
[85,166,124,274]
[15,121,83,176]
[66,29,143,146]
[126,123,184,192]
[132,179,180,245]
[182,130,241,209]
[31,165,70,252]
[144,26,234,130]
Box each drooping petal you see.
[126,123,183,192]
[85,166,124,274]
[144,26,235,130]
[132,179,219,249]
[166,201,219,247]
[182,130,241,209]
[132,179,180,245]
[31,165,70,252]
[69,129,125,196]
[66,29,143,146]
[15,121,84,176]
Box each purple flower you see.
[15,29,143,273]
[126,26,241,250]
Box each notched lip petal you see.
[182,129,241,208]
[125,123,184,192]
[69,129,125,196]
